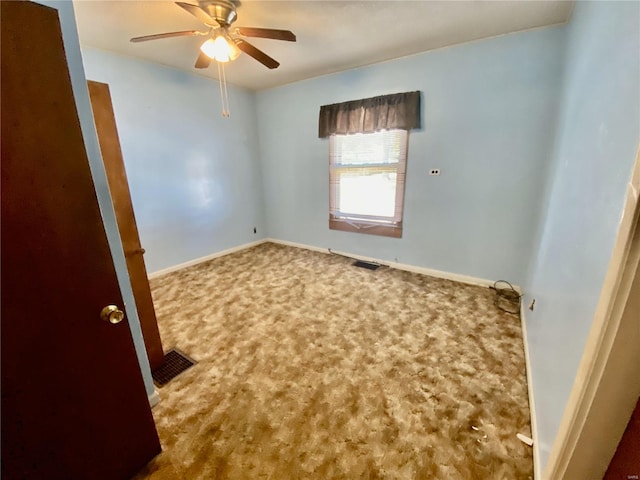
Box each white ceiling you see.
[74,0,574,91]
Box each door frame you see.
[87,80,165,371]
[544,147,640,479]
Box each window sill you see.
[329,218,402,238]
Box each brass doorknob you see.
[100,305,125,324]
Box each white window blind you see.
[329,129,407,235]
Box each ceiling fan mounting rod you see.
[198,0,237,26]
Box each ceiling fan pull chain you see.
[222,62,230,118]
[217,61,230,118]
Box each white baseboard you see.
[520,303,541,479]
[147,236,520,293]
[265,237,512,291]
[148,239,267,279]
[148,388,161,408]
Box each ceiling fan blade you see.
[235,39,280,69]
[235,27,296,42]
[175,2,218,26]
[130,30,207,43]
[195,50,212,69]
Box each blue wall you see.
[81,48,265,273]
[74,4,639,470]
[524,0,640,470]
[39,1,154,395]
[255,26,566,285]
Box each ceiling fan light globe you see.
[228,41,241,61]
[200,38,216,59]
[200,35,236,62]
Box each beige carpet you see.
[135,243,533,479]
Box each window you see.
[329,129,407,238]
[319,91,420,237]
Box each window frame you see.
[328,129,408,238]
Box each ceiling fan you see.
[130,0,296,70]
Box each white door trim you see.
[544,147,640,479]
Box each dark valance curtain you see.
[318,91,420,138]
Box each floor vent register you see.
[152,349,197,387]
[353,260,381,270]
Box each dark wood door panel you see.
[604,397,640,480]
[1,2,161,479]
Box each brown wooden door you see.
[1,2,161,479]
[87,81,165,371]
[604,397,640,479]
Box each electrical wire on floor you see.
[490,280,521,315]
[327,250,521,313]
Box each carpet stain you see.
[135,243,533,479]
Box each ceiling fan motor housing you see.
[199,0,237,26]
[131,1,293,70]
